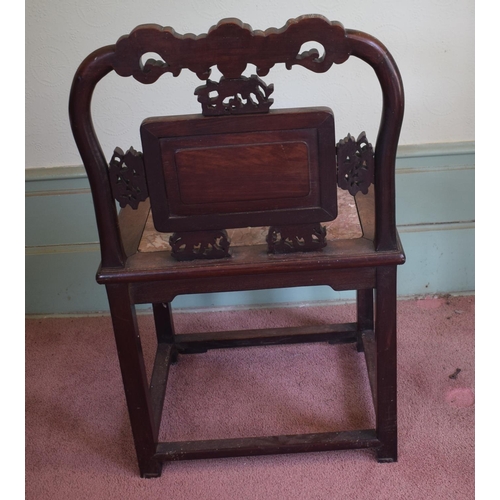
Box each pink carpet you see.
[26,296,474,499]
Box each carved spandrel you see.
[169,230,231,261]
[113,16,351,84]
[266,224,327,254]
[337,132,374,196]
[109,147,148,209]
[195,75,274,116]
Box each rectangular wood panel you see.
[140,107,337,232]
[174,141,311,205]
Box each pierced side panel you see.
[337,132,374,196]
[109,147,149,209]
[267,224,327,254]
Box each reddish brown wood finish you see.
[195,75,275,116]
[109,146,149,209]
[140,108,336,232]
[337,132,374,196]
[266,223,327,253]
[69,16,405,478]
[112,16,351,82]
[169,229,231,260]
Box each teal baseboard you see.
[25,142,474,315]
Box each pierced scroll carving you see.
[113,16,351,84]
[169,230,231,261]
[266,224,327,254]
[337,132,374,196]
[195,75,274,116]
[109,147,149,209]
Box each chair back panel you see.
[141,108,336,232]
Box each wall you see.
[26,0,474,165]
[25,0,475,314]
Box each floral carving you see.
[337,132,374,196]
[169,230,231,261]
[195,75,274,116]
[266,224,327,254]
[109,147,148,209]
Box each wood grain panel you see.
[141,108,336,231]
[175,141,310,205]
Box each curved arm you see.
[346,30,405,251]
[69,46,126,267]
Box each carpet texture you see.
[26,296,474,499]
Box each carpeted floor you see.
[25,295,474,499]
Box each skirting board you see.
[26,141,474,315]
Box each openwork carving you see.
[195,75,274,116]
[113,16,351,84]
[266,224,327,254]
[337,132,374,196]
[109,147,149,209]
[169,230,231,261]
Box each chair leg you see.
[106,284,163,478]
[152,302,175,343]
[374,266,398,463]
[153,302,178,363]
[356,289,374,352]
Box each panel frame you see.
[140,107,337,232]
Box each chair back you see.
[69,16,404,267]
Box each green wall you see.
[25,142,474,315]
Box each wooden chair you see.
[69,16,405,478]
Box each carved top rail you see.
[69,15,404,268]
[113,16,350,83]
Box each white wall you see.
[26,0,474,169]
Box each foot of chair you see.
[170,347,179,364]
[376,443,398,463]
[140,460,163,478]
[356,339,364,352]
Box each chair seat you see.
[97,188,405,303]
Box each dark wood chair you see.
[69,16,405,478]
